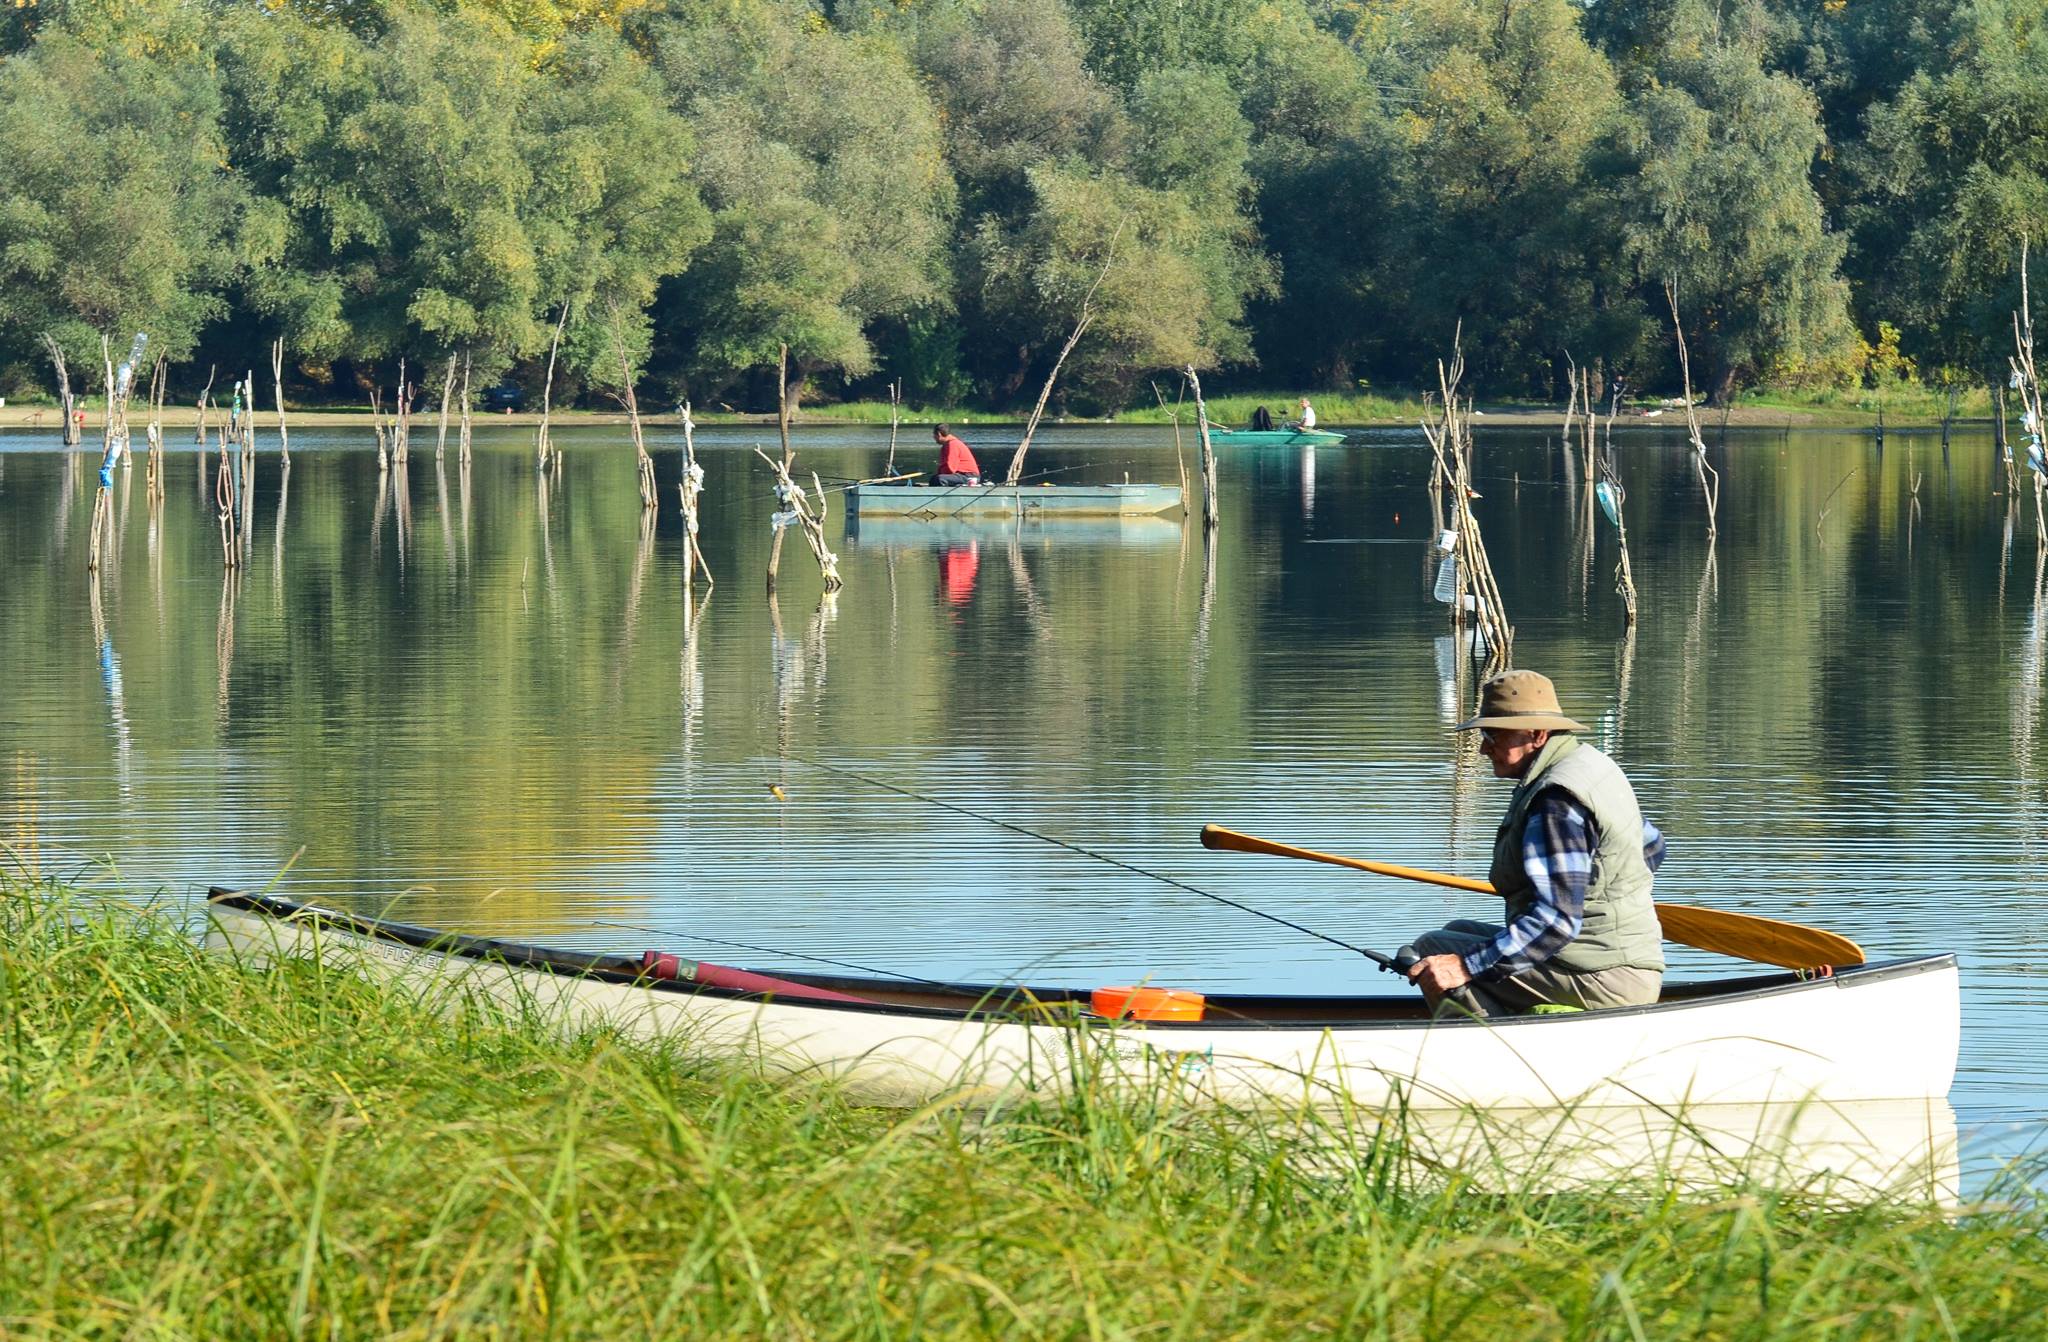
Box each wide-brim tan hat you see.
[1453,669,1589,733]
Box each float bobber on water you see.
[1090,985,1206,1022]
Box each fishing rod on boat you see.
[787,756,1405,970]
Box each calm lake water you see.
[3,417,2043,1179]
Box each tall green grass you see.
[1,877,2041,1340]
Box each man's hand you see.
[1406,953,1472,998]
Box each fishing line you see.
[589,919,955,988]
[787,756,1382,960]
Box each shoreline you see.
[0,402,1973,433]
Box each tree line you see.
[2,0,2044,415]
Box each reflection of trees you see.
[2015,550,2046,798]
[10,427,2040,935]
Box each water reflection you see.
[3,422,2048,1187]
[938,541,980,608]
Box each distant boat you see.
[208,888,1958,1112]
[1203,426,1346,447]
[845,513,1183,547]
[847,480,1185,520]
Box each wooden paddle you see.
[1199,824,1864,971]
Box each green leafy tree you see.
[649,0,953,413]
[1064,0,1259,95]
[224,6,544,376]
[1848,0,2048,388]
[1613,25,1853,400]
[524,29,711,394]
[1236,11,1403,388]
[0,28,246,376]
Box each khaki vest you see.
[1487,734,1665,974]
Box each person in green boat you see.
[1402,669,1667,1018]
[1249,405,1274,431]
[931,424,982,486]
[1288,397,1317,431]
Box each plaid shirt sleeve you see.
[1461,794,1670,982]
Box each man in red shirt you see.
[932,424,981,486]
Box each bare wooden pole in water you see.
[145,355,166,505]
[538,303,567,472]
[754,446,840,592]
[271,338,290,465]
[370,385,389,473]
[609,300,657,512]
[1421,333,1514,671]
[457,350,474,466]
[41,333,80,447]
[766,343,793,594]
[392,357,413,468]
[437,354,456,462]
[1005,224,1123,486]
[1152,380,1191,504]
[1599,445,1640,628]
[884,379,901,475]
[2009,243,2048,547]
[1185,365,1219,530]
[1666,277,1722,541]
[676,400,712,589]
[194,363,215,444]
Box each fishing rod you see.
[786,756,1390,964]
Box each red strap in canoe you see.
[642,951,872,1004]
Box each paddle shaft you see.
[1199,825,1865,970]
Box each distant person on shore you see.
[1400,670,1667,1018]
[1289,398,1317,431]
[932,424,981,486]
[1249,405,1274,431]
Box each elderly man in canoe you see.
[1404,670,1667,1017]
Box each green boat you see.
[1202,426,1346,447]
[847,481,1185,519]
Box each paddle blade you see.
[1652,903,1864,971]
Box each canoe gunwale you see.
[205,889,1952,1033]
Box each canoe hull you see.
[844,513,1182,547]
[847,482,1185,519]
[205,892,1958,1112]
[1205,429,1346,447]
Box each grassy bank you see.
[1,878,2042,1339]
[8,384,1999,434]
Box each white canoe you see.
[206,890,1959,1112]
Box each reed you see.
[2,877,2043,1341]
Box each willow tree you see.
[1613,20,1854,402]
[222,6,544,389]
[1384,0,1641,392]
[0,29,242,409]
[525,29,710,427]
[650,0,953,414]
[1848,0,2048,407]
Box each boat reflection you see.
[845,513,1183,548]
[1274,1097,1959,1206]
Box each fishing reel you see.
[1379,945,1423,976]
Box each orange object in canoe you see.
[1090,985,1206,1022]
